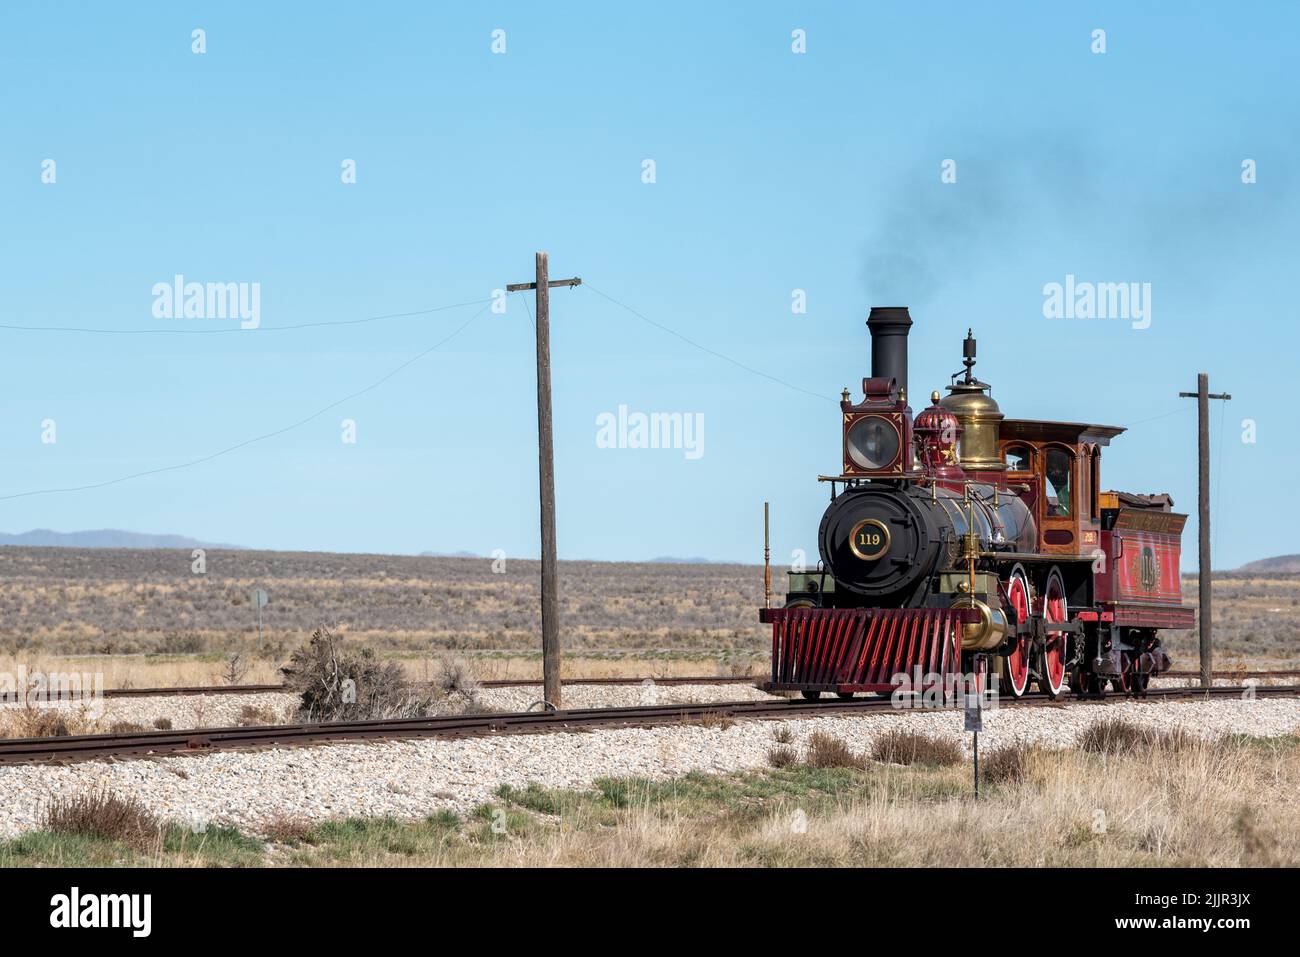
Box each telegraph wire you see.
[0,303,491,502]
[515,289,536,333]
[0,297,493,335]
[1124,404,1194,428]
[584,281,832,403]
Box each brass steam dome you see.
[939,329,1006,472]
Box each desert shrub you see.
[281,625,436,722]
[806,730,867,769]
[236,704,279,727]
[152,716,173,730]
[108,721,147,734]
[767,745,798,768]
[694,711,735,730]
[871,729,962,767]
[433,658,479,698]
[1079,719,1196,755]
[219,652,249,686]
[7,708,71,738]
[44,789,160,851]
[261,814,316,844]
[772,725,794,744]
[981,745,1032,784]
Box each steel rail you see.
[0,674,762,704]
[5,669,1297,706]
[4,670,1296,705]
[1,683,1295,766]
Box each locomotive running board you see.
[761,607,980,695]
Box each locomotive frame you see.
[762,307,1192,702]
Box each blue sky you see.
[0,2,1294,569]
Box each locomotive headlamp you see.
[846,415,900,470]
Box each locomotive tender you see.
[762,307,1193,700]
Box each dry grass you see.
[7,733,1299,868]
[766,745,798,768]
[0,548,775,664]
[269,733,1300,867]
[8,708,71,738]
[432,658,479,698]
[980,744,1035,784]
[106,721,147,734]
[677,711,736,731]
[0,652,764,693]
[43,789,160,852]
[805,730,868,769]
[870,729,963,767]
[236,704,281,727]
[261,814,316,845]
[0,549,1291,693]
[219,652,250,686]
[1078,718,1194,755]
[0,705,114,739]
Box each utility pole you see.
[1179,374,1231,689]
[507,253,581,709]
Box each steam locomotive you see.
[761,307,1192,700]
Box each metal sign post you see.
[965,654,985,799]
[251,588,268,651]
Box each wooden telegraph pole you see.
[507,254,581,709]
[1179,374,1230,689]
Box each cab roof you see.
[1000,419,1126,447]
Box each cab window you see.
[1045,449,1072,517]
[1005,444,1032,471]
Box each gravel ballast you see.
[2,677,1289,732]
[0,682,774,733]
[0,696,1295,839]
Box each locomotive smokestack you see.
[866,306,912,401]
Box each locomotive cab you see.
[998,420,1123,562]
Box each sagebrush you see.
[43,789,160,851]
[281,625,437,721]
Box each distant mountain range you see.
[0,533,737,562]
[1237,554,1300,574]
[0,529,239,550]
[2,531,1293,573]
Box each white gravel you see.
[474,681,776,712]
[4,677,1288,732]
[0,693,300,732]
[0,696,1295,839]
[1150,675,1297,688]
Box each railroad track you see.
[0,674,761,704]
[1,683,1295,766]
[4,669,1295,705]
[1163,669,1300,679]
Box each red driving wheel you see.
[1001,565,1032,698]
[1038,568,1069,698]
